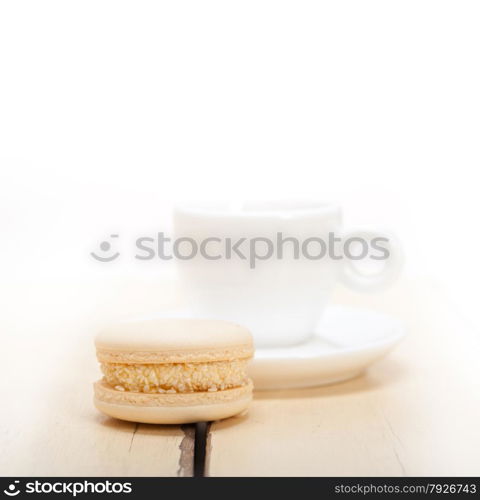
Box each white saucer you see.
[250,305,405,390]
[134,305,404,391]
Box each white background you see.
[0,1,479,327]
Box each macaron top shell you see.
[95,318,254,364]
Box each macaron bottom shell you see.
[93,379,253,424]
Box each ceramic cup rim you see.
[174,200,342,220]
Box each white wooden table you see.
[2,277,479,476]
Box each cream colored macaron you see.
[94,318,254,424]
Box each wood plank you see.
[207,280,480,476]
[0,277,194,476]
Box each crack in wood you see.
[204,422,212,477]
[193,422,210,477]
[381,411,407,476]
[177,425,195,477]
[128,423,138,453]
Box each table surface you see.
[2,276,480,476]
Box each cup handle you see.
[340,229,404,292]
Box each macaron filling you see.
[100,359,249,394]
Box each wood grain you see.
[207,280,480,476]
[4,277,480,476]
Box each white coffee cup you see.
[174,201,403,348]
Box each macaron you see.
[94,318,254,424]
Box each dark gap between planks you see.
[193,422,210,477]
